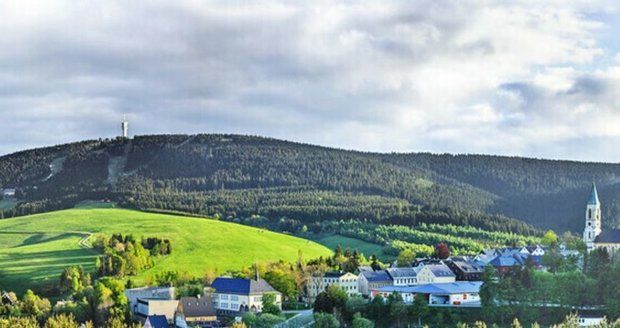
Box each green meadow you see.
[0,208,332,294]
[315,234,393,261]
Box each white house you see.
[386,267,418,286]
[135,299,179,323]
[358,270,393,297]
[415,263,456,285]
[578,314,605,327]
[211,277,281,315]
[125,287,176,322]
[371,281,482,307]
[308,271,359,301]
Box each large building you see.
[583,183,620,253]
[308,271,359,301]
[211,277,281,316]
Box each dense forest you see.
[1,134,620,232]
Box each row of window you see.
[219,294,239,301]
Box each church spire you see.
[588,181,600,205]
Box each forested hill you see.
[1,134,619,233]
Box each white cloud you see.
[0,0,619,161]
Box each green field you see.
[315,234,392,261]
[0,208,331,294]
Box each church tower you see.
[583,182,602,250]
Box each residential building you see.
[358,270,393,297]
[175,294,218,328]
[308,271,359,301]
[415,263,456,284]
[386,267,418,286]
[1,188,15,198]
[445,258,484,281]
[371,281,482,307]
[125,287,176,323]
[211,277,281,316]
[143,315,170,328]
[134,299,179,323]
[578,314,605,327]
[489,254,526,274]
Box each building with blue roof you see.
[211,277,281,316]
[371,281,482,307]
[143,315,170,328]
[358,270,393,296]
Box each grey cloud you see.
[0,0,618,161]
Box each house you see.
[415,263,456,284]
[489,254,526,274]
[143,315,170,328]
[211,277,281,316]
[358,270,393,297]
[371,281,482,307]
[525,245,547,256]
[578,314,605,327]
[445,258,484,281]
[308,271,359,301]
[386,267,418,286]
[134,299,179,323]
[175,294,218,327]
[125,287,177,323]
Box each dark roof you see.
[448,260,483,273]
[425,263,456,277]
[211,278,278,295]
[386,267,418,278]
[179,295,216,318]
[588,182,600,205]
[145,315,170,328]
[594,229,620,243]
[490,254,524,267]
[360,270,393,282]
[324,271,353,278]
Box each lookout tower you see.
[121,115,129,138]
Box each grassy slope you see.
[0,208,331,294]
[315,234,392,261]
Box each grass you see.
[314,234,392,261]
[0,208,332,294]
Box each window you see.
[221,294,228,300]
[231,295,239,301]
[221,303,228,309]
[589,209,592,219]
[231,303,238,310]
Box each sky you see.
[2,1,620,162]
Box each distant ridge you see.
[2,133,620,232]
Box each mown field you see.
[315,234,393,261]
[0,208,332,294]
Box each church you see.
[583,182,620,253]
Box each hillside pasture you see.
[0,208,331,294]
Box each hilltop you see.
[0,207,331,294]
[1,134,619,232]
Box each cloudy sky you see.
[2,1,620,161]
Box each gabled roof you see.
[179,295,216,318]
[588,182,600,205]
[386,267,418,279]
[324,271,349,278]
[360,270,393,282]
[376,281,482,295]
[594,229,620,243]
[145,315,170,328]
[490,254,524,267]
[448,260,484,273]
[211,278,278,295]
[424,263,456,277]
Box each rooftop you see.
[211,277,279,295]
[360,270,393,282]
